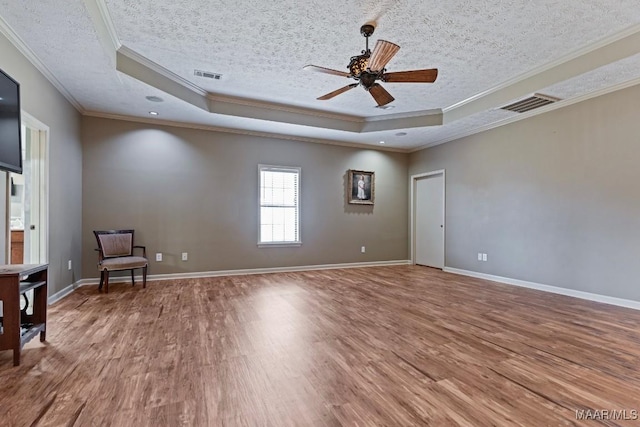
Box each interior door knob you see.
[30,225,36,230]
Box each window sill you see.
[257,242,302,248]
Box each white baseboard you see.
[48,282,79,305]
[75,260,412,287]
[443,267,640,311]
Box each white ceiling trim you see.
[0,15,83,112]
[116,45,209,107]
[209,94,363,123]
[361,109,443,132]
[443,23,640,123]
[83,110,409,153]
[81,0,120,65]
[411,75,640,153]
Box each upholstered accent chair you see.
[94,229,148,293]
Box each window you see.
[259,165,300,245]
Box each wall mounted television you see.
[0,68,22,174]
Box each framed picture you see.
[348,170,375,205]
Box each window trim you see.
[257,164,301,247]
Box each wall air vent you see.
[501,93,561,113]
[194,69,222,80]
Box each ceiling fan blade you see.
[317,83,359,100]
[303,64,351,77]
[383,68,438,83]
[367,40,400,72]
[369,83,394,106]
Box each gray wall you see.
[81,117,409,278]
[410,84,640,301]
[0,32,83,295]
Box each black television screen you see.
[0,68,22,174]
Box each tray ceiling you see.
[1,0,640,150]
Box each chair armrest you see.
[133,245,147,257]
[94,248,104,262]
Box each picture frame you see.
[348,170,375,205]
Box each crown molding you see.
[0,15,84,112]
[82,110,410,152]
[361,109,443,132]
[81,0,121,65]
[208,94,364,122]
[409,76,640,153]
[443,23,640,123]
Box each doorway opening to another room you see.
[8,113,48,265]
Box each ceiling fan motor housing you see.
[359,71,380,90]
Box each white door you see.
[414,173,444,268]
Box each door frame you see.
[410,169,445,266]
[4,111,50,264]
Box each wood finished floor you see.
[2,266,640,426]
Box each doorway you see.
[8,115,48,265]
[411,170,445,268]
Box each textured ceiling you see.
[1,0,640,150]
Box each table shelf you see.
[19,281,46,295]
[0,264,48,366]
[20,323,45,346]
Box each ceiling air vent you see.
[194,69,222,80]
[501,93,561,113]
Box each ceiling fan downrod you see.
[360,24,375,53]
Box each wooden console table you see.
[0,264,48,366]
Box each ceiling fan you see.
[304,24,438,107]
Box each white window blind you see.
[259,165,300,245]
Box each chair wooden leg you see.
[131,269,135,286]
[104,271,110,294]
[99,270,104,292]
[143,266,147,289]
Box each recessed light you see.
[395,132,407,137]
[379,141,385,144]
[149,111,159,116]
[146,96,164,102]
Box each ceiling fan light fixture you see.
[349,54,370,77]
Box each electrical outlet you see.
[181,252,188,261]
[482,253,487,262]
[361,246,366,253]
[478,253,482,261]
[68,260,72,270]
[155,253,162,262]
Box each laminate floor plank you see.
[2,266,640,426]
